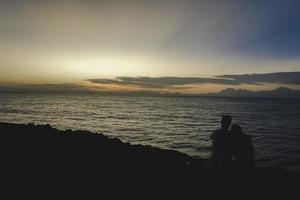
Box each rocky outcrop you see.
[0,122,298,199]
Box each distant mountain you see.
[206,87,300,98]
[1,84,300,99]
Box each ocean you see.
[0,93,299,171]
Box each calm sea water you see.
[0,93,299,171]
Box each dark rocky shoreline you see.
[0,122,299,199]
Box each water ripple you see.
[0,94,300,170]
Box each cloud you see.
[217,72,300,85]
[2,72,300,94]
[87,76,241,88]
[86,78,169,89]
[87,72,300,92]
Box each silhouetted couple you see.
[211,115,254,168]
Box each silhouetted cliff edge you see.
[0,123,298,199]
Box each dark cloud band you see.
[87,72,300,88]
[87,76,242,88]
[217,72,300,85]
[1,72,299,93]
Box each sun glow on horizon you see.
[62,55,145,77]
[0,0,299,93]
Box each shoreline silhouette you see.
[0,122,299,198]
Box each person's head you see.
[231,124,243,134]
[221,115,232,129]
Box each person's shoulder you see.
[242,133,252,139]
[241,133,253,144]
[212,129,223,134]
[211,129,223,138]
[245,134,253,143]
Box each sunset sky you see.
[0,0,299,93]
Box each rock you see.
[0,122,298,199]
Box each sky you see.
[0,0,300,94]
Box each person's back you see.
[211,129,233,167]
[211,115,233,167]
[231,124,254,168]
